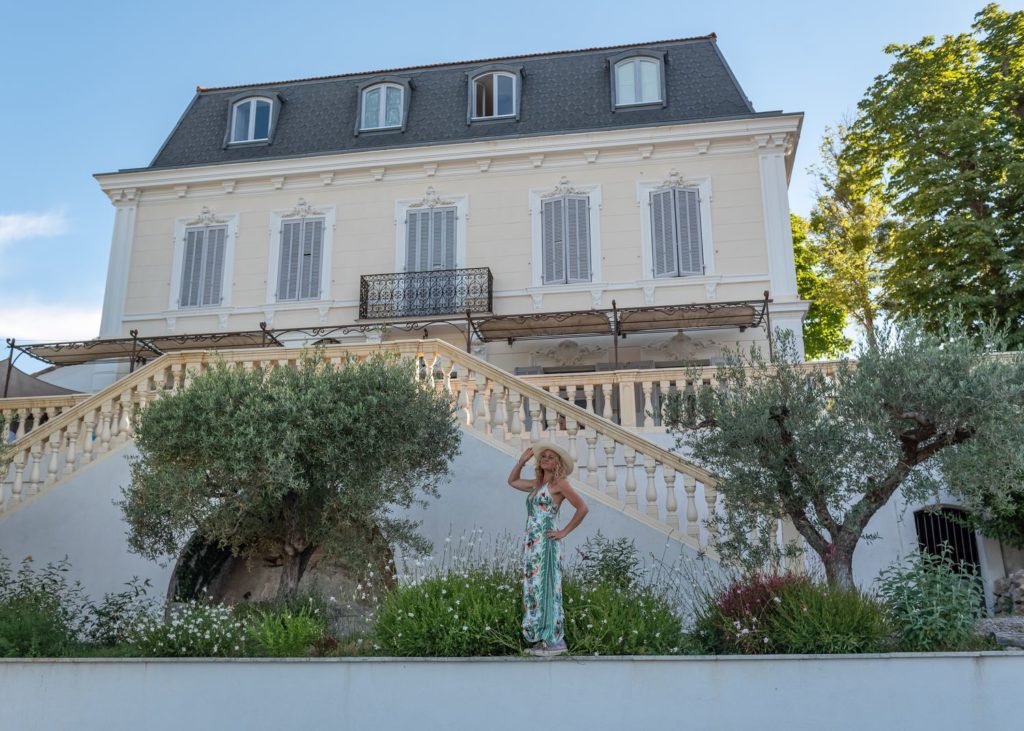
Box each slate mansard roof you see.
[146,35,765,171]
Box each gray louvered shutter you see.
[651,189,677,278]
[179,228,202,307]
[406,210,432,271]
[440,207,456,269]
[203,226,227,305]
[675,188,703,275]
[299,219,324,299]
[565,195,591,283]
[542,197,565,284]
[278,220,303,300]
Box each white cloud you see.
[0,211,69,248]
[1,304,102,342]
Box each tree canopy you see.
[664,325,1024,588]
[121,353,461,599]
[847,4,1024,346]
[791,212,851,359]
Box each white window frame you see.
[393,193,469,272]
[168,213,239,311]
[471,72,517,120]
[637,177,714,280]
[230,97,273,143]
[529,184,602,288]
[266,204,336,304]
[613,58,663,107]
[360,83,404,131]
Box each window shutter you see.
[542,197,565,284]
[406,210,432,271]
[650,189,677,277]
[675,189,703,275]
[300,219,324,299]
[179,229,202,307]
[565,195,591,283]
[203,226,227,305]
[278,220,302,300]
[440,208,456,269]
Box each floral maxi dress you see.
[522,483,563,645]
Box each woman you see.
[507,440,589,656]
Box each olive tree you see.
[121,353,461,599]
[665,326,1024,589]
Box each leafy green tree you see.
[121,353,461,599]
[664,326,1024,589]
[848,4,1024,346]
[807,126,892,351]
[791,212,851,359]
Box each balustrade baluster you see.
[119,392,134,443]
[461,371,475,428]
[565,417,579,465]
[641,381,654,428]
[602,436,617,498]
[508,390,523,448]
[45,431,60,485]
[30,408,42,437]
[583,428,599,487]
[27,444,42,495]
[623,447,638,508]
[663,466,679,529]
[15,408,27,441]
[684,474,698,539]
[82,413,96,465]
[109,401,121,444]
[172,364,184,391]
[10,451,25,506]
[704,483,719,546]
[600,384,613,422]
[528,401,541,445]
[491,384,507,441]
[475,376,491,434]
[658,380,671,427]
[643,453,658,518]
[583,384,595,415]
[99,402,113,454]
[64,420,80,475]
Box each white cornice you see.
[95,115,803,198]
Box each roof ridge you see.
[195,34,717,93]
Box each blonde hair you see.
[534,449,568,488]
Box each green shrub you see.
[374,567,523,656]
[563,579,684,655]
[0,556,88,658]
[575,532,642,590]
[768,581,890,654]
[85,577,157,646]
[247,604,326,657]
[689,573,809,654]
[876,550,986,651]
[128,600,246,657]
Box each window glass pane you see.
[474,75,493,117]
[232,102,251,141]
[253,100,271,139]
[384,86,402,127]
[362,88,381,129]
[496,74,514,116]
[638,60,659,103]
[615,62,636,105]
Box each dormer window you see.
[361,84,404,130]
[230,97,272,143]
[466,65,522,122]
[609,51,667,109]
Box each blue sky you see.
[1,0,1018,362]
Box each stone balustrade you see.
[0,341,727,557]
[1,395,91,443]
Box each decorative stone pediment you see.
[541,176,587,199]
[654,169,686,191]
[535,340,602,366]
[284,198,324,218]
[185,206,227,227]
[648,332,710,361]
[409,186,455,208]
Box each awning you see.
[1,361,81,397]
[616,302,763,335]
[473,311,612,342]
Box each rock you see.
[992,569,1024,616]
[978,617,1024,649]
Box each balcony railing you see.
[359,267,493,319]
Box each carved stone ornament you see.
[535,340,602,367]
[650,332,699,361]
[409,186,455,208]
[541,176,587,199]
[654,169,686,191]
[285,198,324,218]
[185,206,228,227]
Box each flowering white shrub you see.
[128,600,246,657]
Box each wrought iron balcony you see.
[359,267,493,320]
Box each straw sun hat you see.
[530,440,575,475]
